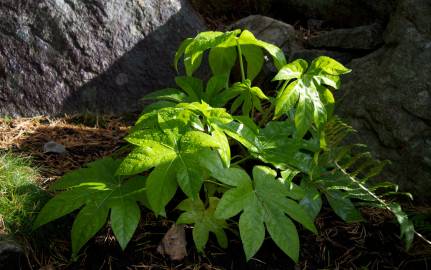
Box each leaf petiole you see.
[236,40,246,82]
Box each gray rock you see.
[0,240,25,270]
[271,0,396,27]
[0,0,206,116]
[307,24,384,50]
[336,0,431,201]
[43,141,66,154]
[229,15,301,56]
[290,49,354,65]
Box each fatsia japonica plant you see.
[34,29,415,262]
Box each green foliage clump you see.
[34,29,415,262]
[0,153,47,236]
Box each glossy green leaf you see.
[388,203,415,250]
[110,200,141,250]
[182,30,240,76]
[34,158,146,256]
[175,76,203,101]
[208,46,237,76]
[299,178,322,220]
[241,45,264,81]
[141,88,187,103]
[205,74,229,102]
[216,165,316,262]
[239,196,265,260]
[265,206,300,262]
[174,38,193,72]
[145,161,178,216]
[211,129,231,167]
[326,190,363,222]
[120,106,222,213]
[273,57,349,133]
[274,80,300,119]
[220,119,261,152]
[214,80,268,117]
[319,87,335,117]
[71,203,109,256]
[295,87,314,138]
[116,142,176,175]
[273,59,308,82]
[184,51,203,76]
[142,101,177,113]
[238,30,286,69]
[177,197,228,252]
[309,56,351,75]
[254,121,319,173]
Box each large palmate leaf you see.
[214,166,317,262]
[219,120,320,173]
[175,29,286,78]
[177,30,240,76]
[208,46,237,78]
[273,57,351,138]
[212,79,268,116]
[241,44,264,81]
[117,106,222,215]
[33,158,146,256]
[236,30,286,69]
[253,121,320,173]
[176,197,228,252]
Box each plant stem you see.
[204,179,229,188]
[236,40,246,82]
[232,155,252,165]
[259,80,289,126]
[258,103,274,126]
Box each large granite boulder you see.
[0,0,206,116]
[336,0,431,201]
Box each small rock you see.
[0,240,25,270]
[43,141,66,154]
[157,224,187,261]
[229,15,300,53]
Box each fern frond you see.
[320,116,416,249]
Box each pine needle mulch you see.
[0,115,129,185]
[1,115,431,270]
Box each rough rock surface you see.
[0,0,206,116]
[307,23,384,50]
[271,0,397,27]
[229,15,300,56]
[0,240,25,270]
[336,0,431,200]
